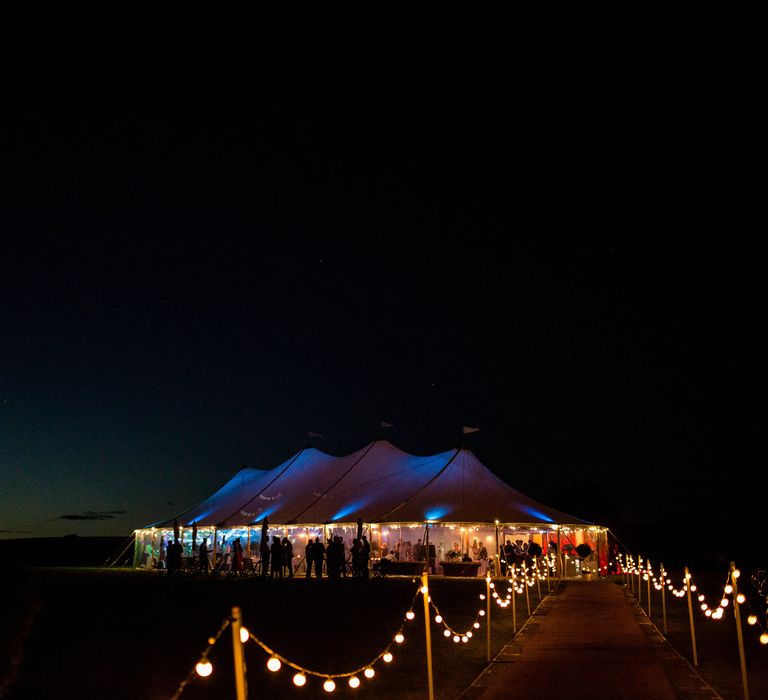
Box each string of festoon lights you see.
[429,595,485,643]
[612,554,768,645]
[170,616,232,700]
[175,581,449,696]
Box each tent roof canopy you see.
[147,440,592,530]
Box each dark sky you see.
[0,26,759,557]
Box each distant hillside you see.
[0,535,133,567]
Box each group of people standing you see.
[258,535,295,578]
[304,535,371,578]
[500,538,543,574]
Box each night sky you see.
[0,27,759,562]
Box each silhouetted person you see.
[270,535,283,578]
[232,538,245,575]
[327,537,341,578]
[282,537,293,577]
[260,535,271,578]
[167,539,182,575]
[305,538,315,578]
[351,538,363,577]
[361,535,371,578]
[199,537,211,575]
[313,536,325,578]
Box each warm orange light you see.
[267,656,281,672]
[196,660,213,677]
[348,676,361,688]
[293,673,307,687]
[364,668,375,679]
[323,679,336,692]
[240,627,249,643]
[383,652,393,663]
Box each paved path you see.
[460,580,722,700]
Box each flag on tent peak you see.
[462,426,480,434]
[380,421,395,429]
[307,430,324,439]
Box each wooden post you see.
[486,573,492,663]
[730,563,750,700]
[646,560,652,618]
[511,566,517,635]
[637,556,642,606]
[684,567,698,666]
[524,564,531,617]
[230,606,248,700]
[421,572,435,700]
[535,557,542,600]
[660,563,668,635]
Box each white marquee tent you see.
[134,440,605,574]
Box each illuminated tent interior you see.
[134,440,606,575]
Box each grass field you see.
[1,561,767,699]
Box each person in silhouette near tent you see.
[312,535,325,578]
[305,538,315,578]
[259,533,271,578]
[198,537,211,575]
[270,535,283,578]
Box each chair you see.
[372,558,389,579]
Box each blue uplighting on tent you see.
[424,507,450,520]
[330,499,369,522]
[185,511,212,525]
[521,506,554,522]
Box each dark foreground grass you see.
[1,567,546,700]
[3,566,767,699]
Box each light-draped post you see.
[230,606,248,700]
[421,572,435,700]
[730,562,750,700]
[637,556,642,607]
[535,557,542,600]
[684,567,698,666]
[646,560,652,618]
[486,574,492,663]
[523,564,531,618]
[511,566,517,635]
[660,563,668,635]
